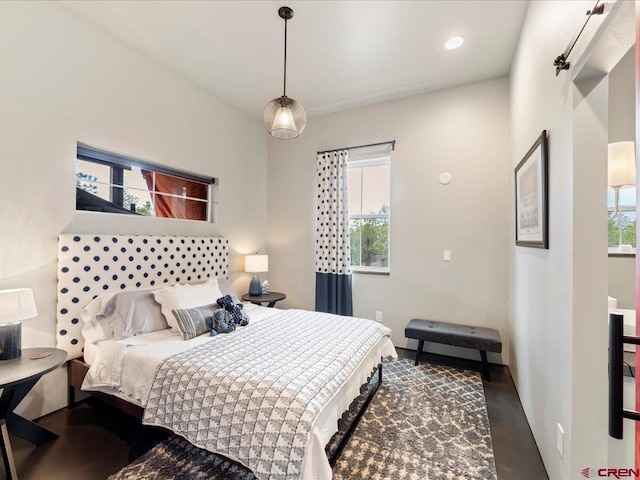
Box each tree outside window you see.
[608,187,636,253]
[349,204,389,268]
[347,158,390,272]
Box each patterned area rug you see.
[109,358,496,480]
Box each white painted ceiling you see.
[60,0,528,120]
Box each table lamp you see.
[0,288,38,360]
[245,255,268,296]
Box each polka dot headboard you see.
[56,234,229,359]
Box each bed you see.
[57,234,396,480]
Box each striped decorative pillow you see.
[171,305,216,340]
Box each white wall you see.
[510,1,620,478]
[609,46,635,144]
[0,1,268,418]
[268,77,510,365]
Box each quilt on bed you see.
[142,309,390,480]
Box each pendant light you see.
[263,6,306,140]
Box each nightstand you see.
[0,347,67,480]
[242,292,286,308]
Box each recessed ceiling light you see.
[445,37,464,50]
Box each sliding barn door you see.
[635,0,640,467]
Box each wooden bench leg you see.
[415,339,424,366]
[480,350,491,382]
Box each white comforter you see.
[82,305,397,479]
[83,304,279,402]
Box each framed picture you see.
[515,130,548,248]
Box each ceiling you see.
[60,0,528,121]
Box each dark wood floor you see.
[3,348,548,480]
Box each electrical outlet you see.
[375,311,383,322]
[557,424,564,458]
[444,250,451,261]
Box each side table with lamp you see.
[242,255,286,307]
[0,288,67,480]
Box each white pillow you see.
[153,278,223,333]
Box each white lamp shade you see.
[245,255,269,273]
[263,96,306,140]
[272,106,296,133]
[608,141,636,188]
[0,288,37,323]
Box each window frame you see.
[76,142,218,222]
[347,156,391,274]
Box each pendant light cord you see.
[283,17,288,97]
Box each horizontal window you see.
[76,143,218,222]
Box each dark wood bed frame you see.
[67,357,383,466]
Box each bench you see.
[405,318,502,381]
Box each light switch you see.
[557,424,564,458]
[444,250,451,261]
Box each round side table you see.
[0,347,67,480]
[242,292,286,308]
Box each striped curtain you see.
[315,150,353,316]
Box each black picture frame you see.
[515,130,549,249]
